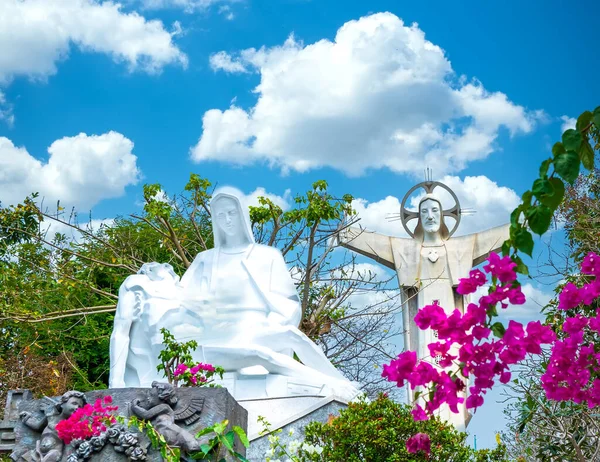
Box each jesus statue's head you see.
[413,194,450,242]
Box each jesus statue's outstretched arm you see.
[337,226,396,270]
[471,224,511,266]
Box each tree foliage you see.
[500,108,600,462]
[301,394,508,461]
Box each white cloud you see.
[241,187,291,210]
[560,115,576,133]
[351,174,519,237]
[192,12,542,176]
[0,131,141,210]
[0,91,14,127]
[209,51,248,73]
[218,5,235,20]
[0,0,187,85]
[139,0,237,14]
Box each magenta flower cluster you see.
[173,362,216,386]
[56,396,117,445]
[405,432,431,455]
[382,252,556,420]
[542,252,600,405]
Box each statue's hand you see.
[132,398,142,407]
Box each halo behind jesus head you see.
[399,181,462,239]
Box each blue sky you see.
[1,0,599,450]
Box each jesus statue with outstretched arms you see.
[338,180,509,431]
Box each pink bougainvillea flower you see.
[589,309,600,333]
[414,302,447,330]
[406,433,431,455]
[470,269,487,286]
[582,252,600,276]
[56,396,117,445]
[190,364,201,375]
[558,282,582,310]
[472,325,491,340]
[581,281,600,305]
[457,277,478,295]
[174,363,189,376]
[466,393,484,409]
[483,252,517,283]
[563,314,589,335]
[382,351,417,386]
[411,404,428,421]
[507,287,526,305]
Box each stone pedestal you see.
[0,391,32,454]
[10,387,247,462]
[243,395,348,461]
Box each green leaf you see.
[515,228,534,257]
[576,111,593,131]
[532,179,552,198]
[538,178,565,209]
[554,150,580,184]
[213,420,228,435]
[501,240,511,256]
[593,106,600,128]
[539,158,552,177]
[579,139,595,171]
[233,452,250,462]
[196,427,216,438]
[562,129,583,152]
[521,190,533,206]
[491,322,506,338]
[513,255,529,276]
[525,205,553,235]
[232,426,250,448]
[552,142,565,157]
[510,206,522,227]
[222,431,235,451]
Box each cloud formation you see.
[0,131,141,210]
[0,91,14,127]
[241,186,291,210]
[139,0,236,14]
[560,115,576,133]
[351,174,520,237]
[0,0,187,84]
[193,12,542,176]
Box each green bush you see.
[301,394,507,462]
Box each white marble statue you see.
[338,181,509,431]
[109,186,360,402]
[109,262,183,388]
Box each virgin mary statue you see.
[109,186,360,401]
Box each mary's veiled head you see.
[210,186,255,248]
